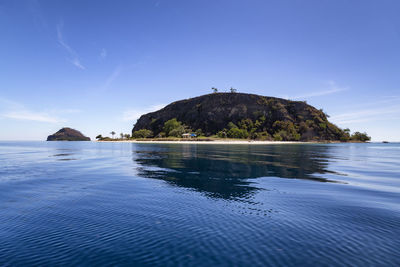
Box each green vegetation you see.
[163,118,190,137]
[132,129,153,138]
[132,115,370,142]
[350,132,371,142]
[163,118,181,136]
[103,117,371,143]
[131,118,192,139]
[228,127,249,139]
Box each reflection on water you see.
[133,144,341,199]
[50,149,79,161]
[1,141,399,266]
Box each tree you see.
[230,87,237,93]
[351,132,371,142]
[96,134,103,140]
[254,131,271,141]
[163,118,182,136]
[273,132,283,141]
[227,127,249,139]
[120,133,124,139]
[110,131,116,139]
[132,129,153,138]
[211,87,218,93]
[124,134,131,139]
[340,128,351,142]
[227,122,237,129]
[272,121,300,141]
[217,129,227,138]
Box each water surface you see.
[0,141,399,266]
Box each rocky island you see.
[132,92,369,142]
[47,127,91,141]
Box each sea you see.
[0,141,399,266]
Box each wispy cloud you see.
[57,21,85,69]
[330,105,400,124]
[0,98,77,123]
[122,104,166,122]
[291,81,348,100]
[50,108,81,114]
[100,48,107,60]
[3,110,62,123]
[103,65,122,90]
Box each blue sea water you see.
[0,141,399,266]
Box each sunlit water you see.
[0,141,399,266]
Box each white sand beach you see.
[97,140,310,144]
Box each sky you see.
[0,0,399,141]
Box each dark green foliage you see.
[227,122,237,129]
[169,127,186,137]
[227,127,249,139]
[273,132,283,141]
[132,129,153,138]
[340,128,351,142]
[163,118,189,137]
[272,121,300,141]
[253,131,272,141]
[163,118,182,136]
[238,118,254,130]
[217,129,227,138]
[351,132,371,142]
[96,134,103,140]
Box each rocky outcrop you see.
[132,93,348,141]
[47,128,91,141]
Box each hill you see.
[132,93,353,141]
[47,128,91,141]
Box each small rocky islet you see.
[47,127,90,141]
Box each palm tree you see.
[120,133,124,139]
[110,131,116,139]
[211,87,218,93]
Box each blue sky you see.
[1,0,399,141]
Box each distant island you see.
[47,127,91,141]
[122,92,369,142]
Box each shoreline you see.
[96,140,331,145]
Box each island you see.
[128,92,369,142]
[47,127,91,141]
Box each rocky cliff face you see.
[133,93,347,141]
[47,128,91,141]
